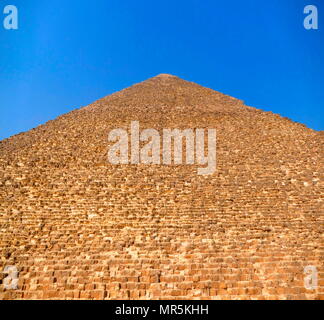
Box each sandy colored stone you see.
[0,74,323,300]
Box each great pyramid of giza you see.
[0,74,323,300]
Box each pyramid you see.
[0,74,323,300]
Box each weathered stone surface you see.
[0,74,322,300]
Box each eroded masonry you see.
[0,74,323,300]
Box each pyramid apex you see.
[155,73,178,78]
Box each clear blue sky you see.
[0,0,323,140]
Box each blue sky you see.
[0,0,323,140]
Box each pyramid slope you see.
[0,75,322,300]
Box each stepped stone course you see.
[0,74,323,300]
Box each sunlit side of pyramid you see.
[0,74,323,300]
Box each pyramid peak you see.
[154,73,178,78]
